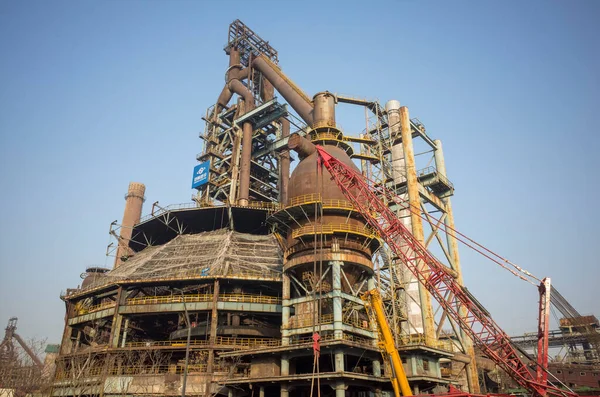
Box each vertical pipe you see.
[385,100,406,185]
[279,118,290,204]
[387,100,421,339]
[434,139,480,393]
[331,261,343,339]
[399,106,436,344]
[282,274,291,345]
[120,318,129,348]
[114,182,145,268]
[181,296,191,397]
[237,121,253,206]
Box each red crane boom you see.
[315,146,575,397]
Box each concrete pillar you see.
[280,384,289,397]
[335,381,346,397]
[399,106,436,344]
[207,280,220,373]
[281,354,289,376]
[259,386,265,397]
[334,348,344,372]
[331,261,343,339]
[373,358,382,377]
[114,182,145,268]
[434,139,480,393]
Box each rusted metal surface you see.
[400,106,436,343]
[284,251,373,271]
[251,55,314,126]
[312,91,337,129]
[287,133,316,159]
[114,182,145,268]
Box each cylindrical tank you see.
[386,100,406,185]
[81,267,109,289]
[286,135,375,292]
[312,91,336,129]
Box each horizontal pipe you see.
[252,56,314,126]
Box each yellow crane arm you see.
[363,289,413,397]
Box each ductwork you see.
[252,55,314,126]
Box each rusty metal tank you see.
[81,267,109,289]
[285,135,375,293]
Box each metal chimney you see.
[114,182,145,268]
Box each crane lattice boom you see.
[315,146,576,397]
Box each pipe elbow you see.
[228,79,255,111]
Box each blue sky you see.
[0,0,598,342]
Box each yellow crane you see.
[362,289,413,397]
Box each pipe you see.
[228,79,254,110]
[227,79,255,205]
[252,55,314,126]
[399,106,436,343]
[280,118,290,204]
[288,133,316,159]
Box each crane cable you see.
[372,181,542,286]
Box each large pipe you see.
[288,133,316,159]
[399,106,436,342]
[385,100,405,185]
[280,118,290,204]
[252,55,314,126]
[227,79,255,205]
[114,182,145,268]
[216,47,247,112]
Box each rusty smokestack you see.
[114,182,145,268]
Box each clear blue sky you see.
[0,0,598,343]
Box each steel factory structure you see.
[49,20,600,397]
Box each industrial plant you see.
[17,20,596,397]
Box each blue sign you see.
[192,161,210,189]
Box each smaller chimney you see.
[114,182,145,268]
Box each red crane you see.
[315,145,575,397]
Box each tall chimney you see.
[114,182,145,268]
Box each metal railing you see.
[124,336,279,349]
[126,293,281,306]
[76,301,116,315]
[292,223,378,240]
[286,193,356,212]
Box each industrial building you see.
[49,20,599,397]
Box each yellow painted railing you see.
[126,293,281,306]
[292,223,377,240]
[124,336,280,349]
[76,301,116,316]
